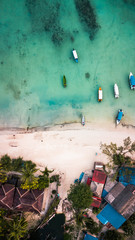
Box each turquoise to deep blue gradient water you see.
[0,0,135,128]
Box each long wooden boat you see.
[63,75,67,87]
[129,72,135,90]
[116,109,124,125]
[98,87,102,102]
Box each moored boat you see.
[129,72,135,90]
[98,87,103,102]
[63,75,66,87]
[116,109,123,125]
[72,49,78,63]
[82,115,85,126]
[114,83,119,98]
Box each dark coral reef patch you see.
[25,0,64,45]
[74,0,100,40]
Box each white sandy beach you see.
[0,123,135,201]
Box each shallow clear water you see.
[0,0,135,128]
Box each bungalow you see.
[90,170,106,198]
[102,177,117,198]
[84,233,98,240]
[97,203,126,229]
[97,182,135,229]
[0,183,44,214]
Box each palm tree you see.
[8,217,27,240]
[21,161,38,189]
[41,167,54,177]
[38,167,54,190]
[0,164,7,183]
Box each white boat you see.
[129,72,135,90]
[114,83,119,98]
[116,109,123,125]
[72,49,78,63]
[82,115,85,126]
[98,87,103,102]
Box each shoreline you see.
[0,122,135,201]
[0,120,135,135]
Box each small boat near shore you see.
[98,87,103,102]
[82,115,85,126]
[116,109,124,125]
[114,83,119,98]
[129,72,135,90]
[63,75,66,87]
[72,49,78,63]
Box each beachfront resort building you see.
[0,183,44,214]
[79,164,135,231]
[90,169,106,208]
[97,181,135,229]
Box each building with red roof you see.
[92,170,106,184]
[91,196,101,208]
[91,170,107,198]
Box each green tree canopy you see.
[103,230,125,240]
[84,217,101,235]
[0,154,12,171]
[11,157,23,172]
[8,217,27,240]
[0,209,9,239]
[38,167,53,190]
[64,233,72,240]
[121,220,133,236]
[0,164,7,183]
[101,137,135,177]
[129,212,135,224]
[21,161,38,189]
[68,183,93,210]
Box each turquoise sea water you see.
[0,0,135,128]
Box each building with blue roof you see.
[97,204,126,229]
[119,167,135,186]
[84,233,98,240]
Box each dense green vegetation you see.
[120,213,135,237]
[0,155,54,190]
[64,232,72,240]
[0,163,7,183]
[0,155,24,172]
[68,183,93,210]
[0,209,28,240]
[101,230,124,240]
[101,137,135,179]
[84,217,102,235]
[38,167,54,190]
[92,207,100,214]
[66,183,101,238]
[21,161,38,189]
[0,155,61,240]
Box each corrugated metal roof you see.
[111,184,135,219]
[105,182,125,204]
[104,177,117,193]
[97,204,126,229]
[92,170,106,184]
